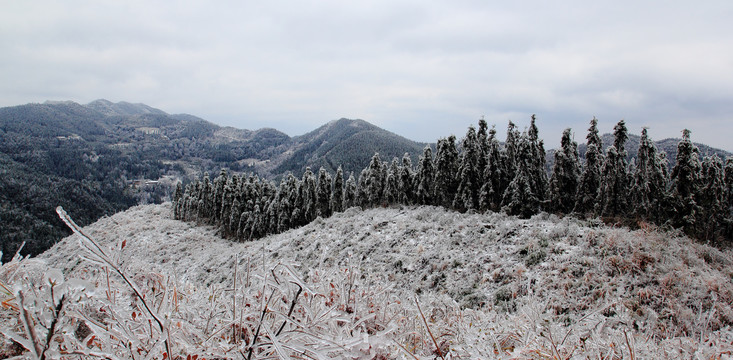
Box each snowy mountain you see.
[0,101,420,262]
[2,203,731,358]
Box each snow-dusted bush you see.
[2,203,732,358]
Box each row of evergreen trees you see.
[173,116,733,243]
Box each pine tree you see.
[629,128,669,223]
[479,126,504,212]
[416,146,435,205]
[277,174,297,232]
[399,153,415,205]
[237,210,250,241]
[265,197,279,235]
[343,172,357,209]
[503,121,520,186]
[212,169,228,223]
[384,158,400,205]
[574,118,604,215]
[549,128,581,214]
[220,175,239,236]
[454,126,481,211]
[725,157,733,240]
[173,182,184,219]
[502,134,539,218]
[434,135,459,208]
[597,120,630,217]
[527,115,549,206]
[331,166,345,213]
[356,168,369,207]
[367,153,385,207]
[300,167,318,223]
[316,167,332,218]
[670,129,703,235]
[698,155,726,240]
[477,117,489,180]
[726,157,733,213]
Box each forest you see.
[175,116,733,244]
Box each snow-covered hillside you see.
[2,203,732,358]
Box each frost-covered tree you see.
[356,168,369,207]
[549,128,581,214]
[698,155,726,240]
[212,169,228,223]
[434,135,459,208]
[477,117,489,180]
[574,118,604,215]
[725,157,733,211]
[197,173,213,220]
[454,126,481,211]
[384,158,400,205]
[265,197,279,235]
[367,153,385,207]
[597,120,630,217]
[503,121,520,186]
[300,167,318,224]
[502,134,539,218]
[331,166,344,213]
[416,146,435,205]
[236,210,250,241]
[277,174,297,232]
[316,167,332,218]
[173,182,184,219]
[399,153,415,205]
[479,126,504,212]
[220,175,239,235]
[343,172,357,209]
[670,129,703,235]
[527,115,549,206]
[629,128,669,222]
[725,157,733,239]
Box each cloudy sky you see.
[2,1,732,150]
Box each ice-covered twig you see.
[56,206,171,357]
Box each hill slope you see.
[270,118,427,177]
[2,204,731,358]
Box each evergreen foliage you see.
[479,126,504,212]
[670,129,703,235]
[502,133,540,218]
[384,158,401,205]
[597,120,630,217]
[629,128,669,222]
[549,128,581,214]
[367,153,385,207]
[698,155,726,240]
[173,117,731,245]
[316,167,333,218]
[526,115,549,206]
[399,153,416,205]
[343,172,357,209]
[454,126,481,211]
[416,146,435,205]
[503,121,520,187]
[574,118,604,215]
[433,135,459,208]
[331,166,345,213]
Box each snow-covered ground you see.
[2,203,732,359]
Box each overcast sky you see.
[2,1,732,151]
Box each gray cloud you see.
[1,0,732,150]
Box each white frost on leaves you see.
[1,203,732,358]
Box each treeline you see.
[174,116,733,243]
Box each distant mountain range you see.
[0,100,425,261]
[0,99,730,262]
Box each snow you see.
[2,203,733,358]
